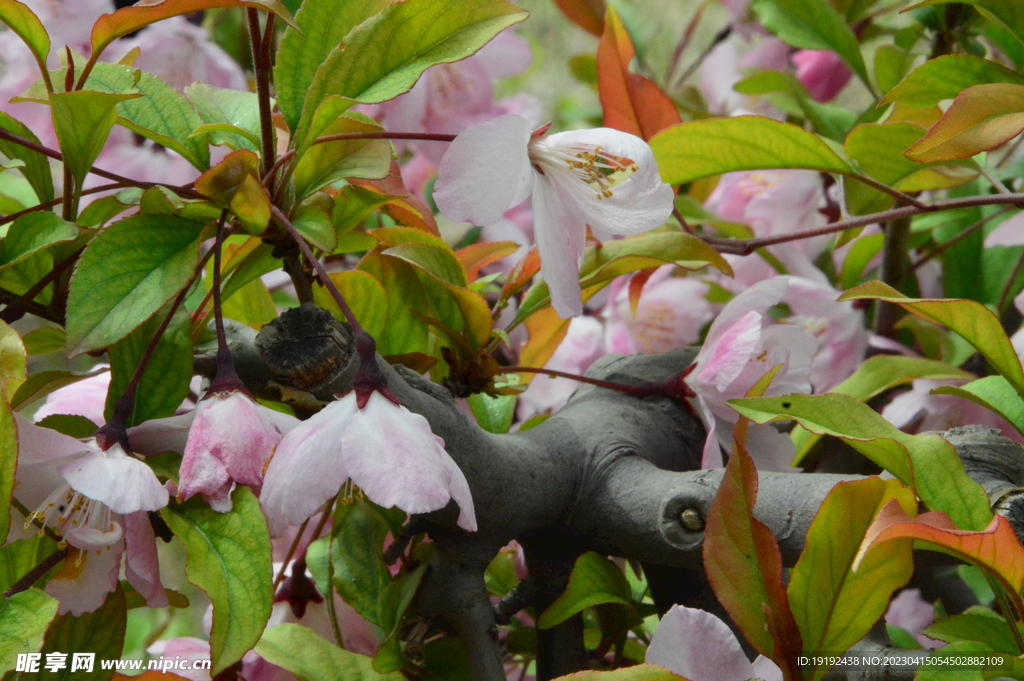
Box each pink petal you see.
[985,211,1024,247]
[58,442,169,514]
[124,510,168,608]
[702,277,788,349]
[434,114,535,226]
[696,310,763,390]
[341,393,477,530]
[259,398,357,536]
[646,605,761,681]
[33,369,111,426]
[14,413,91,466]
[128,411,195,456]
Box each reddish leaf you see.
[553,0,605,36]
[518,307,570,384]
[456,241,521,282]
[596,6,680,140]
[350,161,439,235]
[501,246,540,301]
[91,0,297,60]
[704,417,802,678]
[627,267,657,317]
[904,83,1024,162]
[855,501,1024,617]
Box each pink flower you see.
[685,277,817,469]
[33,369,111,426]
[260,392,476,536]
[784,277,867,392]
[517,316,605,420]
[646,605,782,681]
[435,115,675,318]
[792,50,852,103]
[127,391,299,512]
[12,415,169,615]
[882,379,1024,444]
[707,169,829,288]
[113,16,247,92]
[603,267,717,355]
[885,589,943,649]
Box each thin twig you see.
[701,192,1024,256]
[2,549,69,598]
[248,9,276,180]
[0,128,203,198]
[672,206,695,234]
[273,517,311,591]
[672,25,731,89]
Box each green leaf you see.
[904,83,1024,162]
[788,478,915,681]
[0,319,25,404]
[21,585,126,681]
[21,326,65,356]
[732,70,856,142]
[297,0,528,141]
[0,588,58,674]
[0,388,16,546]
[514,231,730,326]
[9,370,107,411]
[332,185,392,236]
[829,355,971,401]
[222,276,277,326]
[874,45,918,96]
[311,271,388,339]
[537,553,632,630]
[924,608,1020,651]
[65,215,205,356]
[104,305,192,427]
[292,114,392,199]
[0,1,50,90]
[906,0,1024,48]
[0,213,78,268]
[357,249,430,356]
[0,112,54,203]
[882,55,1024,108]
[186,83,262,154]
[256,623,403,681]
[34,414,97,439]
[839,281,1024,397]
[382,243,468,288]
[650,116,854,185]
[751,0,871,90]
[90,0,298,62]
[273,0,390,133]
[730,393,993,530]
[162,487,273,675]
[0,538,57,595]
[50,90,140,189]
[844,123,978,214]
[305,499,391,629]
[467,377,519,434]
[933,376,1024,437]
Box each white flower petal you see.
[341,392,477,529]
[532,176,586,318]
[259,398,357,536]
[434,114,535,226]
[128,411,196,456]
[702,277,789,350]
[14,413,90,466]
[647,605,759,681]
[46,543,123,617]
[58,443,168,514]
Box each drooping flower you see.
[434,114,675,318]
[646,605,782,681]
[792,50,852,102]
[684,277,817,469]
[260,391,476,536]
[11,415,169,615]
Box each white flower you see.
[434,114,675,318]
[12,415,169,615]
[259,392,476,536]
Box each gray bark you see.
[203,305,1024,681]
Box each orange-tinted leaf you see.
[597,6,680,140]
[704,417,802,674]
[627,267,656,317]
[905,83,1024,162]
[855,501,1024,617]
[502,246,540,301]
[230,173,271,234]
[456,241,520,282]
[91,0,297,60]
[518,306,569,383]
[553,0,605,35]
